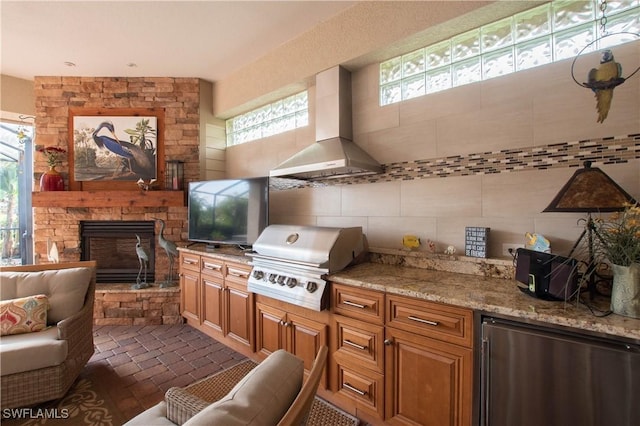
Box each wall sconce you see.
[165,160,184,190]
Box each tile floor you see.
[87,324,248,422]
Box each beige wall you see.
[0,75,35,119]
[226,41,640,259]
[213,1,542,118]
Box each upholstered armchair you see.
[0,261,97,409]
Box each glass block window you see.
[380,0,640,106]
[226,91,308,146]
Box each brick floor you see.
[86,324,247,421]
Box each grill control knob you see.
[252,270,264,280]
[286,277,297,288]
[268,273,277,283]
[277,275,286,286]
[305,281,318,293]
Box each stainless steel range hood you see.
[270,66,383,180]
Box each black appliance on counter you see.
[514,248,579,301]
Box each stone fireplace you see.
[80,220,155,283]
[32,191,186,284]
[30,76,201,325]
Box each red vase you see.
[40,166,64,191]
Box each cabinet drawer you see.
[332,283,384,324]
[201,257,224,278]
[386,295,472,347]
[180,253,201,272]
[225,262,251,286]
[336,362,384,419]
[334,315,384,373]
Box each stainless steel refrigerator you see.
[480,316,640,426]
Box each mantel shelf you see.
[32,190,185,208]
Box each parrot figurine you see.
[525,232,551,253]
[586,49,623,124]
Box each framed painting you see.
[68,108,165,191]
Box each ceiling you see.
[1,1,356,84]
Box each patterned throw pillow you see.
[0,294,49,336]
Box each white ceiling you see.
[1,0,356,83]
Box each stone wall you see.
[32,77,201,268]
[94,285,182,326]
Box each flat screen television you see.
[187,177,269,248]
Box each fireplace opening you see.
[80,221,155,283]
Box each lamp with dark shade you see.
[543,160,637,299]
[543,161,636,213]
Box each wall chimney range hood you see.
[270,66,383,180]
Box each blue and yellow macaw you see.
[587,49,622,124]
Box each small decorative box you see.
[465,227,490,258]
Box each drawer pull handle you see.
[343,383,367,396]
[203,263,222,271]
[343,340,367,351]
[408,315,439,326]
[343,300,366,309]
[183,259,197,265]
[228,268,248,278]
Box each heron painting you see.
[71,114,157,182]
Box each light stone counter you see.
[328,262,640,342]
[177,244,252,265]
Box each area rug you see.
[0,377,127,426]
[1,376,358,426]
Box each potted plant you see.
[595,203,640,318]
[36,145,66,191]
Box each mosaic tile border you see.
[270,134,639,190]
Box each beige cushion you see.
[0,267,92,324]
[184,350,303,426]
[0,294,49,336]
[123,402,176,426]
[0,327,67,375]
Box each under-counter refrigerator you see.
[480,316,640,426]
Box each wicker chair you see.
[278,345,328,425]
[0,261,96,409]
[163,346,329,426]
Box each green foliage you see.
[74,147,98,168]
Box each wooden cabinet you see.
[201,257,224,334]
[255,299,328,386]
[178,251,254,354]
[384,295,473,426]
[330,284,474,425]
[224,262,253,349]
[331,283,386,420]
[179,252,201,324]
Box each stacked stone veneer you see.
[33,76,200,256]
[33,76,201,324]
[94,285,182,326]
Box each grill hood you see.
[270,66,383,180]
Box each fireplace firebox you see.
[80,221,155,283]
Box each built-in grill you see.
[247,225,366,311]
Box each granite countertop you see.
[177,244,252,265]
[328,262,640,342]
[176,244,638,342]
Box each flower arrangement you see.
[36,145,66,168]
[595,203,640,267]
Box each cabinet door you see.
[385,327,472,426]
[180,268,200,323]
[202,276,224,334]
[226,285,253,349]
[288,313,328,389]
[288,313,327,366]
[255,302,286,358]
